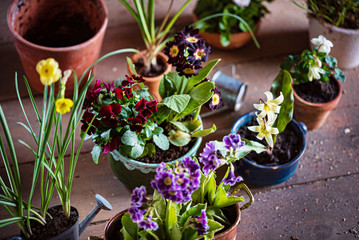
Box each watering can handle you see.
[231,183,254,211]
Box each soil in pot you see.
[134,56,167,77]
[27,206,78,240]
[293,78,339,103]
[237,118,302,166]
[23,14,96,48]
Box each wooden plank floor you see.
[1,0,359,239]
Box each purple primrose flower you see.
[138,216,158,231]
[222,165,243,186]
[223,134,245,150]
[130,186,147,208]
[191,209,209,236]
[199,141,223,174]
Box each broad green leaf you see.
[91,145,101,164]
[170,121,190,133]
[127,56,138,76]
[185,59,221,93]
[205,219,224,235]
[131,143,144,158]
[182,120,201,132]
[100,129,111,140]
[152,127,164,135]
[182,228,198,240]
[169,224,181,240]
[234,139,266,159]
[167,71,183,93]
[192,124,216,138]
[153,134,170,150]
[168,130,191,147]
[121,130,138,146]
[179,204,206,226]
[166,201,177,235]
[205,172,216,205]
[213,187,244,208]
[161,94,191,114]
[153,104,172,124]
[121,212,139,240]
[270,70,294,139]
[159,74,176,98]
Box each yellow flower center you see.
[212,94,220,105]
[195,49,204,60]
[183,68,195,75]
[186,37,198,43]
[164,177,172,186]
[170,46,179,57]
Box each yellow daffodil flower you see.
[248,116,279,148]
[55,98,73,114]
[36,58,62,86]
[253,91,283,119]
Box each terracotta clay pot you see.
[308,16,359,69]
[193,15,260,50]
[293,79,342,130]
[127,50,171,102]
[104,204,241,240]
[7,0,108,95]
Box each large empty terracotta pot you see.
[7,0,108,95]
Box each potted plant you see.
[231,70,307,185]
[193,0,271,49]
[7,0,108,95]
[104,132,264,240]
[293,0,359,68]
[83,27,222,191]
[0,49,138,239]
[280,35,345,130]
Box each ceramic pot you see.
[108,135,202,192]
[308,16,359,69]
[104,203,242,240]
[231,111,307,185]
[127,50,171,102]
[293,79,342,130]
[7,0,108,95]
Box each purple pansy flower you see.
[223,134,245,150]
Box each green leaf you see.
[192,124,216,138]
[131,143,144,158]
[213,186,244,208]
[153,134,170,150]
[152,127,164,135]
[166,201,177,236]
[159,74,177,98]
[181,120,201,132]
[153,104,172,124]
[205,219,224,235]
[185,59,221,93]
[169,224,182,240]
[127,57,138,76]
[324,55,337,68]
[168,130,191,147]
[334,68,346,82]
[170,121,190,133]
[206,172,216,205]
[179,204,206,226]
[100,129,111,140]
[167,71,183,93]
[121,130,138,146]
[235,139,266,159]
[182,228,198,240]
[270,70,294,137]
[161,94,191,114]
[121,212,139,240]
[91,145,101,164]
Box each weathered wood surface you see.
[1,0,359,239]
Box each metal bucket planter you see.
[231,111,307,185]
[108,136,202,192]
[7,0,108,95]
[10,195,112,240]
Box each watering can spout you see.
[79,194,113,236]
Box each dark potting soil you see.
[294,78,339,103]
[23,13,96,47]
[237,118,302,166]
[135,140,195,164]
[27,206,78,240]
[134,56,167,77]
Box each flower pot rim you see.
[231,111,307,170]
[308,15,359,34]
[104,204,241,240]
[7,0,108,52]
[292,78,342,108]
[128,50,172,82]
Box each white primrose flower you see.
[308,64,325,81]
[233,0,251,7]
[248,115,279,148]
[311,35,333,54]
[253,91,284,120]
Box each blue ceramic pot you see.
[231,111,307,185]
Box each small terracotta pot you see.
[193,15,260,50]
[308,16,359,69]
[127,50,171,102]
[293,79,342,130]
[7,0,108,95]
[104,204,241,240]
